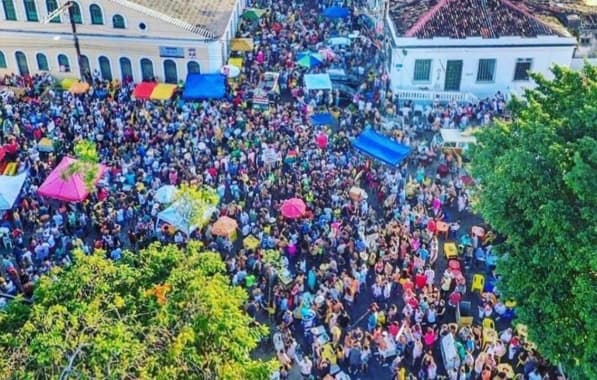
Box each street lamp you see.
[40,1,87,81]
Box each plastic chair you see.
[471,273,485,292]
[482,318,495,330]
[482,328,497,350]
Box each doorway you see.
[444,60,463,91]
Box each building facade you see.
[386,0,578,99]
[0,0,245,82]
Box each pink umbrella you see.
[316,132,328,148]
[280,198,306,219]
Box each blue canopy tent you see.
[183,73,226,100]
[352,129,411,166]
[323,6,350,19]
[310,113,337,127]
[304,74,332,91]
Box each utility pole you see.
[40,1,88,81]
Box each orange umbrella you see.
[69,81,90,94]
[211,216,238,237]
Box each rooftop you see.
[109,0,238,38]
[389,0,564,39]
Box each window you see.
[36,53,49,71]
[46,0,60,22]
[23,0,38,21]
[119,57,133,80]
[513,58,532,81]
[476,59,496,82]
[138,22,146,30]
[89,4,102,24]
[140,58,154,81]
[15,52,29,75]
[98,56,112,80]
[112,14,125,28]
[413,59,432,81]
[2,0,16,20]
[0,51,6,68]
[80,55,90,77]
[57,54,70,72]
[163,59,177,83]
[69,1,81,24]
[187,61,200,74]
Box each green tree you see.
[61,139,101,192]
[470,64,597,378]
[172,183,220,228]
[0,242,275,379]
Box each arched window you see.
[0,51,6,68]
[46,0,59,22]
[69,1,81,24]
[15,51,29,75]
[36,53,48,71]
[89,4,102,24]
[163,59,177,84]
[112,14,125,29]
[140,58,153,81]
[98,56,112,80]
[2,0,17,20]
[79,55,90,78]
[119,57,132,81]
[23,0,38,21]
[57,53,70,72]
[187,61,200,74]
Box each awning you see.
[228,57,243,68]
[304,73,332,90]
[182,73,226,100]
[230,38,254,52]
[352,129,411,166]
[310,113,337,127]
[0,171,27,210]
[133,82,157,100]
[150,83,177,100]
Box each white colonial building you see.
[386,0,578,99]
[0,0,246,82]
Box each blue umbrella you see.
[296,52,324,68]
[323,6,350,19]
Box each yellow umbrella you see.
[211,216,238,237]
[68,81,90,94]
[38,137,54,152]
[243,235,260,250]
[230,38,254,52]
[60,77,78,90]
[228,57,243,69]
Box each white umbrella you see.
[220,64,241,78]
[154,185,178,204]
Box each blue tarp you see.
[310,113,337,126]
[323,6,350,19]
[351,129,411,166]
[183,73,226,100]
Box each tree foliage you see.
[470,64,597,378]
[61,139,100,192]
[0,242,275,379]
[172,184,220,229]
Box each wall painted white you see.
[0,0,242,78]
[390,36,577,98]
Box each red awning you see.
[133,82,157,100]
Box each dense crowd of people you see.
[389,0,557,39]
[0,0,554,379]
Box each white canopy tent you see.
[156,202,217,236]
[304,74,332,91]
[0,172,27,210]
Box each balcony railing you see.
[394,89,480,104]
